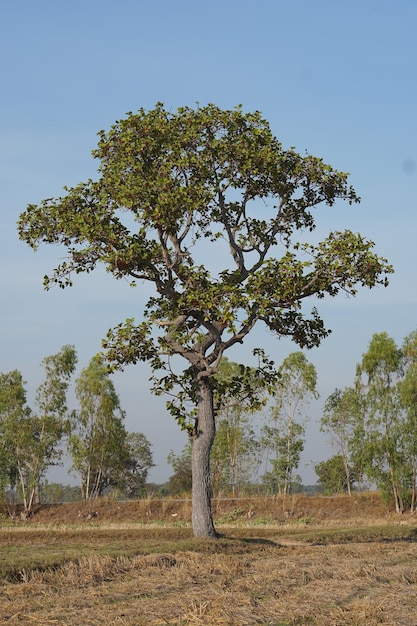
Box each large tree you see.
[18,103,392,536]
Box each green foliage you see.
[0,346,77,513]
[211,416,260,496]
[123,432,155,498]
[262,352,317,495]
[216,508,245,524]
[39,482,82,503]
[352,332,413,512]
[18,103,392,425]
[321,386,362,494]
[68,357,154,500]
[210,358,263,496]
[315,455,356,495]
[167,442,192,495]
[399,331,417,509]
[68,356,130,500]
[0,370,26,495]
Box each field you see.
[1,493,417,625]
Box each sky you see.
[1,0,416,486]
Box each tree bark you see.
[191,374,217,538]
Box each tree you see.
[354,332,407,512]
[398,331,417,510]
[68,356,129,500]
[123,432,155,498]
[210,358,263,496]
[0,370,25,505]
[0,346,77,513]
[18,103,393,536]
[262,352,317,495]
[321,387,361,495]
[315,454,356,494]
[167,442,193,495]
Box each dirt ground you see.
[8,491,392,526]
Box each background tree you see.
[210,418,260,496]
[210,358,263,496]
[398,331,417,510]
[0,346,77,514]
[315,454,356,495]
[68,356,129,500]
[354,332,407,512]
[18,103,393,537]
[262,352,317,495]
[39,482,82,504]
[122,432,154,498]
[167,442,193,495]
[0,370,25,508]
[321,387,361,495]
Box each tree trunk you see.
[411,456,417,513]
[342,453,352,496]
[191,375,217,538]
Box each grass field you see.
[1,493,417,625]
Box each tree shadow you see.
[217,533,281,547]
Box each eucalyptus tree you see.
[18,103,392,536]
[0,370,25,502]
[354,332,406,512]
[399,331,417,510]
[210,358,263,496]
[262,352,317,495]
[123,432,154,498]
[68,356,129,500]
[321,387,361,495]
[0,346,77,513]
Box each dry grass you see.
[1,494,417,625]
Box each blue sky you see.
[1,0,416,485]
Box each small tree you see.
[321,387,361,495]
[0,346,77,513]
[68,356,129,500]
[315,455,355,495]
[262,352,317,495]
[122,432,155,498]
[167,442,193,495]
[210,358,263,496]
[18,103,393,536]
[354,333,407,512]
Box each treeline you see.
[0,347,319,511]
[0,347,154,514]
[3,331,417,514]
[317,330,417,513]
[166,329,417,514]
[166,352,317,498]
